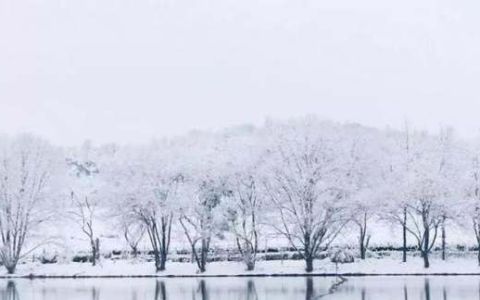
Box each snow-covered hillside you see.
[0,117,478,274]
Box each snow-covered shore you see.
[4,257,480,278]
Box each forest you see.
[0,116,478,274]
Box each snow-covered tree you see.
[398,129,456,268]
[222,127,267,271]
[178,132,231,273]
[263,118,348,272]
[180,177,227,273]
[107,140,182,271]
[382,124,417,263]
[1,116,479,272]
[342,125,387,260]
[224,174,260,270]
[0,134,61,273]
[434,128,464,261]
[461,135,480,265]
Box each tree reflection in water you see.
[0,276,477,300]
[306,277,314,300]
[154,281,167,300]
[1,281,18,300]
[424,279,431,300]
[189,280,209,300]
[91,287,100,300]
[246,280,258,300]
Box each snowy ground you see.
[5,256,480,278]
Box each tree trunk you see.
[200,240,208,273]
[441,217,446,261]
[422,213,431,269]
[198,238,208,273]
[236,238,256,271]
[159,217,170,271]
[95,238,100,261]
[154,250,162,272]
[5,264,16,275]
[422,231,430,268]
[132,246,138,258]
[242,245,255,271]
[359,225,366,260]
[90,238,100,266]
[304,232,314,272]
[402,207,407,263]
[474,222,480,266]
[477,246,480,267]
[360,237,366,260]
[246,262,255,271]
[91,239,97,266]
[305,255,314,273]
[159,251,167,271]
[422,251,430,268]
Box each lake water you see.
[0,276,478,299]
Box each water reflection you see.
[0,276,478,299]
[1,281,18,300]
[306,277,314,300]
[154,281,167,300]
[424,279,431,300]
[195,280,209,300]
[91,287,100,300]
[246,280,258,300]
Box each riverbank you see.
[2,256,480,278]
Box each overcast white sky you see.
[1,0,480,145]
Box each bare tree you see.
[71,192,100,266]
[121,219,145,257]
[353,210,371,260]
[67,148,102,267]
[405,194,442,268]
[131,172,182,272]
[134,202,174,272]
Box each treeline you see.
[0,117,478,274]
